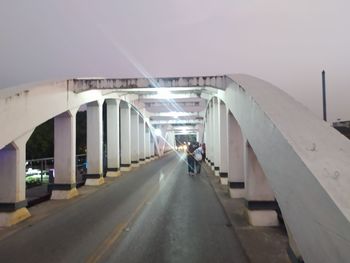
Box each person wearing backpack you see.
[194,143,204,174]
[186,142,196,176]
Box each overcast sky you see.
[1,0,349,121]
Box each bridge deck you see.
[0,152,252,263]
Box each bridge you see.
[1,74,350,262]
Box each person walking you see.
[201,143,206,161]
[194,143,204,174]
[186,142,196,176]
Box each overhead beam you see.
[150,119,203,125]
[73,76,227,93]
[138,92,202,100]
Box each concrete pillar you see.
[138,117,146,164]
[86,100,105,186]
[162,129,173,154]
[150,132,155,159]
[120,102,132,171]
[106,99,120,177]
[204,111,210,165]
[154,135,159,158]
[218,100,228,184]
[145,124,151,162]
[245,141,278,226]
[204,120,207,151]
[210,101,215,170]
[152,127,159,158]
[227,110,245,198]
[169,131,175,150]
[156,125,167,156]
[196,124,204,143]
[207,101,214,168]
[130,109,140,167]
[51,109,79,199]
[206,103,211,165]
[0,130,33,226]
[213,98,220,175]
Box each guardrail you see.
[26,154,87,188]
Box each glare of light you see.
[154,128,162,136]
[156,89,172,99]
[159,112,193,117]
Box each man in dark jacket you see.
[186,143,196,176]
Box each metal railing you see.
[26,154,87,188]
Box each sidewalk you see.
[203,163,291,263]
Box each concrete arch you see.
[0,81,155,150]
[203,74,350,263]
[0,82,161,225]
[226,109,245,198]
[1,75,350,261]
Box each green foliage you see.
[26,119,54,159]
[26,111,87,159]
[76,111,87,154]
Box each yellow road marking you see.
[87,159,182,263]
[86,183,160,263]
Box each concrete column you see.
[86,100,105,186]
[245,141,278,226]
[162,129,173,154]
[210,101,215,170]
[106,99,120,177]
[197,124,204,143]
[130,109,140,167]
[166,131,176,151]
[204,110,210,165]
[120,102,132,171]
[157,125,167,156]
[218,100,228,184]
[204,120,207,150]
[0,130,33,226]
[172,131,175,149]
[145,125,151,162]
[51,109,79,199]
[206,103,211,165]
[138,117,146,164]
[213,98,220,174]
[227,110,245,198]
[150,132,155,159]
[154,135,159,158]
[207,101,214,167]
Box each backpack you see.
[195,153,202,161]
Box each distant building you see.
[333,120,350,139]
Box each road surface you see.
[0,152,248,263]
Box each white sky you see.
[0,0,349,121]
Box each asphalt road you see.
[0,152,248,263]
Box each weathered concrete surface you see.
[1,74,350,261]
[0,81,153,150]
[100,154,249,263]
[215,74,350,262]
[72,76,227,92]
[204,163,290,263]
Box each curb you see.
[203,163,291,263]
